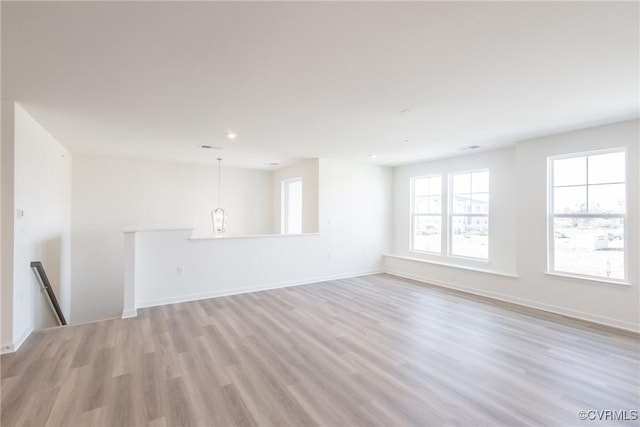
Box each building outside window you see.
[411,175,442,253]
[548,149,626,281]
[449,170,489,259]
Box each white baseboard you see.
[385,269,639,334]
[13,326,33,352]
[121,309,138,319]
[0,343,14,354]
[135,270,384,311]
[0,326,33,354]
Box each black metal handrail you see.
[30,261,67,326]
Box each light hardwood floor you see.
[1,274,639,426]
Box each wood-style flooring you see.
[1,274,639,426]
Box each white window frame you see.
[448,169,490,261]
[281,177,303,234]
[547,148,627,283]
[410,175,443,254]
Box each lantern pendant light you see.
[211,158,227,234]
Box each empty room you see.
[1,1,638,426]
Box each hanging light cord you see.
[217,158,222,208]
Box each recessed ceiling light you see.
[400,109,411,114]
[201,145,222,150]
[461,145,481,151]
[403,139,410,143]
[266,162,279,166]
[226,132,237,139]
[369,154,377,159]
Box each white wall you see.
[515,120,639,328]
[392,147,518,275]
[1,100,16,351]
[10,104,72,348]
[320,158,392,269]
[272,159,319,233]
[126,158,392,310]
[71,155,274,323]
[386,119,639,331]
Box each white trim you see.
[282,176,303,235]
[544,271,630,287]
[12,327,32,351]
[123,227,194,233]
[1,326,33,354]
[550,146,628,162]
[547,148,628,282]
[190,232,319,241]
[136,270,383,310]
[384,254,518,278]
[121,309,138,319]
[45,315,120,330]
[448,169,490,260]
[385,269,639,333]
[410,174,443,253]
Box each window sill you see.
[189,232,320,241]
[384,254,518,278]
[123,227,194,233]
[544,272,631,287]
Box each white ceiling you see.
[2,1,638,169]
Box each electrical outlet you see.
[177,266,184,275]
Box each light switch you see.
[16,209,24,218]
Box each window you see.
[410,171,490,259]
[549,150,626,281]
[449,170,489,259]
[282,178,302,234]
[411,175,442,253]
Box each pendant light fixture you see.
[211,158,227,234]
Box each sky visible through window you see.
[551,151,626,280]
[412,176,442,253]
[450,170,489,259]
